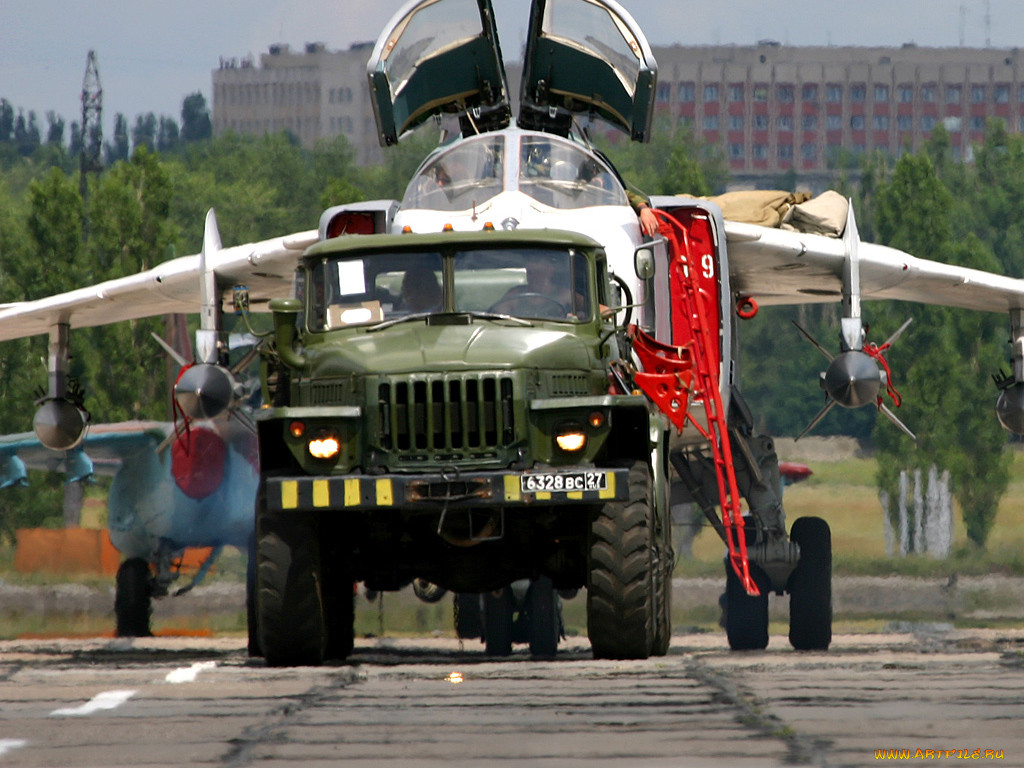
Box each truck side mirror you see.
[634,246,656,280]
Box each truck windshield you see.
[453,248,591,321]
[310,246,592,329]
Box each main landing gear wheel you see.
[723,560,770,651]
[256,502,327,667]
[115,557,153,637]
[587,460,656,660]
[787,516,832,651]
[483,587,514,656]
[526,577,560,658]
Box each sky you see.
[2,0,1022,137]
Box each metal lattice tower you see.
[79,50,102,209]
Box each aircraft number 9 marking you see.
[701,254,715,279]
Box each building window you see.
[656,83,671,102]
[729,143,744,158]
[850,115,865,130]
[779,144,794,159]
[729,84,744,102]
[753,114,769,130]
[703,115,719,130]
[826,84,842,102]
[897,115,913,130]
[678,83,695,102]
[971,85,986,103]
[850,84,866,102]
[970,115,986,131]
[802,84,818,102]
[945,85,961,104]
[753,143,768,158]
[921,85,936,102]
[827,114,842,130]
[995,84,1010,104]
[778,115,794,130]
[703,84,719,101]
[873,115,890,130]
[801,143,817,160]
[753,84,769,102]
[873,84,889,102]
[921,115,936,130]
[729,114,744,130]
[801,114,817,130]
[777,85,794,102]
[898,85,914,103]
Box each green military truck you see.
[252,228,673,665]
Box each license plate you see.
[520,471,608,493]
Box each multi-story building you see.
[213,41,1024,188]
[212,41,383,166]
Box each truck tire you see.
[787,516,832,651]
[526,576,559,657]
[724,559,770,650]
[483,587,514,656]
[587,460,655,660]
[256,504,327,666]
[651,553,672,656]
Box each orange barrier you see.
[14,528,217,577]
[14,528,121,576]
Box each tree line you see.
[0,96,1020,550]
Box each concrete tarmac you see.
[0,629,1020,767]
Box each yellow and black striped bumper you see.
[265,467,629,513]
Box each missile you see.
[33,397,88,451]
[822,350,881,408]
[174,363,241,421]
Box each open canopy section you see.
[519,0,657,141]
[367,0,511,145]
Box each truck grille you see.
[378,375,516,453]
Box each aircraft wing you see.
[0,228,317,343]
[0,421,170,484]
[725,220,1024,313]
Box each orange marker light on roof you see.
[483,222,495,230]
[443,223,454,232]
[402,225,413,234]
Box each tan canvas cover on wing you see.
[781,190,849,237]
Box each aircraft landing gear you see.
[115,557,153,637]
[787,516,833,651]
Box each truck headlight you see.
[555,425,587,452]
[308,432,341,460]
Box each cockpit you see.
[401,130,629,213]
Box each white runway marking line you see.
[165,661,216,684]
[0,740,27,756]
[50,689,137,717]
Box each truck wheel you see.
[788,516,832,651]
[526,577,559,657]
[651,554,672,656]
[245,533,261,657]
[483,587,514,656]
[256,506,327,666]
[115,558,153,637]
[587,460,655,660]
[723,559,770,650]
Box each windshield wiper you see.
[365,312,433,332]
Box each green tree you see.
[180,92,212,143]
[106,114,130,165]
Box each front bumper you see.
[265,466,629,513]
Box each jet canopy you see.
[367,0,657,145]
[400,129,629,212]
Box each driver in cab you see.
[493,252,587,320]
